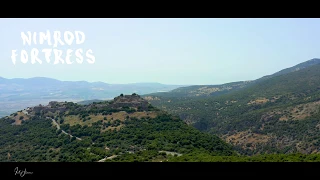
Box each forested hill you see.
[144,63,320,155]
[144,81,252,98]
[256,58,320,82]
[143,58,320,99]
[0,94,234,162]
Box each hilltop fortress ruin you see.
[26,94,150,115]
[111,94,149,110]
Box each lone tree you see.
[120,94,124,97]
[132,93,137,96]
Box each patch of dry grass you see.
[261,100,320,122]
[12,112,29,125]
[64,111,159,127]
[225,131,270,150]
[247,98,269,105]
[64,115,105,126]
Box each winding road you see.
[46,117,82,141]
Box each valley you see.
[2,58,320,162]
[144,58,320,156]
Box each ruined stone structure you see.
[111,94,149,110]
[28,101,67,114]
[26,94,150,116]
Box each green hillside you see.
[145,63,320,155]
[0,94,234,162]
[2,59,320,162]
[145,81,252,98]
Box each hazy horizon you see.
[1,18,320,85]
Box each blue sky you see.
[0,18,319,85]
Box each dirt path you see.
[159,151,182,157]
[98,155,118,162]
[47,117,82,141]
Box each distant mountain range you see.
[0,78,185,117]
[3,58,319,118]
